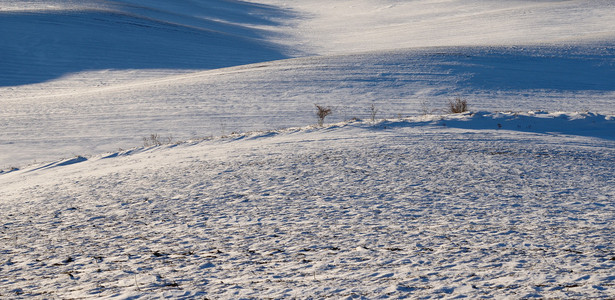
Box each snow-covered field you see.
[1,0,615,298]
[2,113,615,298]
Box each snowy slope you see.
[2,45,615,168]
[1,114,615,298]
[2,0,615,298]
[0,0,292,86]
[2,0,615,167]
[261,0,615,54]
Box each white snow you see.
[1,0,615,298]
[2,46,614,168]
[260,0,615,54]
[1,114,615,298]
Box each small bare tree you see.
[369,103,379,122]
[315,104,332,126]
[448,97,468,114]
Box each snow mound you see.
[4,111,613,174]
[380,111,615,141]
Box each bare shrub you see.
[142,133,172,147]
[315,104,332,126]
[420,100,436,115]
[369,103,379,122]
[448,97,468,114]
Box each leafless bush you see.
[315,104,332,126]
[448,97,468,114]
[420,100,436,115]
[143,134,172,147]
[369,103,379,122]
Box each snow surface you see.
[2,0,615,298]
[0,0,293,86]
[1,114,615,298]
[2,0,615,167]
[260,0,615,54]
[2,45,614,168]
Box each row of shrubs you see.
[315,97,468,126]
[142,98,469,147]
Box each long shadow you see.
[376,112,615,141]
[440,112,615,141]
[441,46,615,92]
[0,1,295,86]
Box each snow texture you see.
[2,45,614,168]
[1,115,615,298]
[1,0,615,298]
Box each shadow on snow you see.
[0,0,295,86]
[377,111,615,141]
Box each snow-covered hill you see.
[2,45,614,168]
[1,114,615,298]
[1,0,615,298]
[261,0,615,54]
[2,0,615,168]
[0,0,292,86]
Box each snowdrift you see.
[390,111,615,141]
[3,111,613,174]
